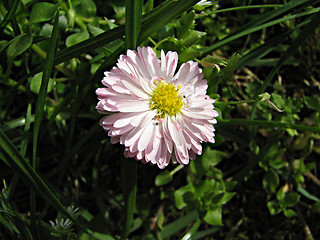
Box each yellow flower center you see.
[150,80,184,118]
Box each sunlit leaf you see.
[29,2,58,23]
[203,207,222,226]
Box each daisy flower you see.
[96,47,218,169]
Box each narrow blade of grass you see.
[24,0,200,84]
[236,31,292,70]
[33,10,59,165]
[0,0,20,33]
[138,0,199,43]
[255,11,320,97]
[121,1,142,238]
[249,11,320,124]
[125,0,143,49]
[200,7,320,57]
[219,118,320,133]
[31,10,60,238]
[121,158,137,239]
[230,0,316,36]
[0,128,85,232]
[160,210,199,239]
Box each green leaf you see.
[202,148,228,167]
[283,209,296,218]
[174,185,194,210]
[281,193,300,208]
[29,2,58,23]
[203,207,222,226]
[211,192,225,204]
[30,72,54,94]
[276,187,285,201]
[73,0,97,17]
[7,33,33,59]
[155,171,173,186]
[311,202,320,213]
[181,30,204,47]
[263,169,279,193]
[222,53,240,81]
[304,96,320,111]
[267,201,281,215]
[88,25,104,36]
[177,10,196,38]
[220,192,236,205]
[66,30,90,47]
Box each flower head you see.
[96,47,218,168]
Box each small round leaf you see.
[30,3,58,23]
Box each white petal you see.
[167,118,184,146]
[124,127,144,147]
[174,63,190,85]
[181,109,213,120]
[116,100,150,112]
[130,111,151,127]
[137,123,155,151]
[113,113,136,128]
[120,80,149,99]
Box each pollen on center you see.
[150,80,184,118]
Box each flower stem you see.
[121,158,137,239]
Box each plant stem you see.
[121,158,137,239]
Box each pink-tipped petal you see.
[96,47,218,168]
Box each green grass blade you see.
[160,210,199,239]
[0,128,88,234]
[219,119,320,133]
[120,1,142,238]
[26,0,199,79]
[31,10,59,238]
[0,0,20,33]
[53,26,124,67]
[142,0,174,20]
[200,7,320,57]
[121,158,137,239]
[255,11,320,97]
[33,10,59,165]
[181,218,201,240]
[125,0,143,49]
[138,0,199,43]
[212,5,283,14]
[58,123,100,182]
[56,0,198,64]
[249,11,320,123]
[230,0,316,36]
[236,31,292,70]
